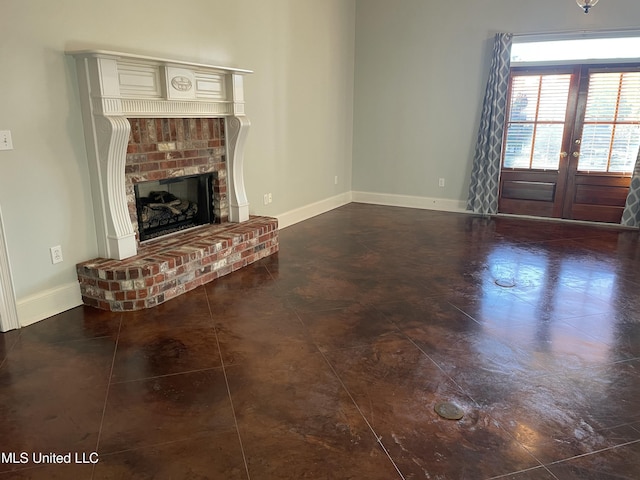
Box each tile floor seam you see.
[446,301,484,326]
[544,438,640,468]
[291,303,365,315]
[399,331,476,399]
[311,343,407,480]
[473,373,640,474]
[542,465,562,480]
[17,333,117,346]
[92,314,123,479]
[93,429,240,457]
[396,328,501,413]
[108,365,226,385]
[205,287,251,480]
[486,464,560,480]
[292,308,407,479]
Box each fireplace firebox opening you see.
[134,173,215,242]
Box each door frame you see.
[0,205,19,332]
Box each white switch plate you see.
[0,131,13,151]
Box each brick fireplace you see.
[126,117,228,236]
[69,50,278,311]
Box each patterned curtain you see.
[467,33,513,215]
[621,149,640,227]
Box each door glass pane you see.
[610,124,640,172]
[579,72,640,172]
[580,124,613,171]
[503,74,571,169]
[532,124,565,169]
[504,123,534,168]
[537,77,571,121]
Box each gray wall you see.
[0,0,355,322]
[352,0,640,203]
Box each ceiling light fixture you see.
[577,0,599,13]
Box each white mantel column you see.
[74,55,137,260]
[226,73,250,222]
[226,116,250,222]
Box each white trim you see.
[66,49,253,74]
[277,192,352,229]
[352,191,468,214]
[16,282,82,328]
[495,213,635,230]
[513,28,640,43]
[0,206,19,332]
[512,58,640,68]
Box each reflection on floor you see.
[1,203,639,479]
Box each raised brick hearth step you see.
[77,216,278,311]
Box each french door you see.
[498,64,640,223]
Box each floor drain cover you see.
[434,402,464,420]
[494,278,516,288]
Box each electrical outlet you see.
[268,193,272,204]
[334,176,338,185]
[50,245,63,264]
[438,178,445,187]
[0,130,13,151]
[263,194,269,205]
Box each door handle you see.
[560,152,568,158]
[572,151,580,158]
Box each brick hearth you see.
[77,216,278,311]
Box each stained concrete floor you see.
[1,203,639,479]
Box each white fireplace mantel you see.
[68,50,252,260]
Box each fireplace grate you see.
[141,221,202,241]
[134,174,215,242]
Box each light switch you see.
[0,131,13,151]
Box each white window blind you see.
[503,74,571,170]
[579,72,640,173]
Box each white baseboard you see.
[11,191,467,327]
[352,191,468,213]
[277,191,468,229]
[277,192,353,229]
[16,281,82,328]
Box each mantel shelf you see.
[66,49,253,75]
